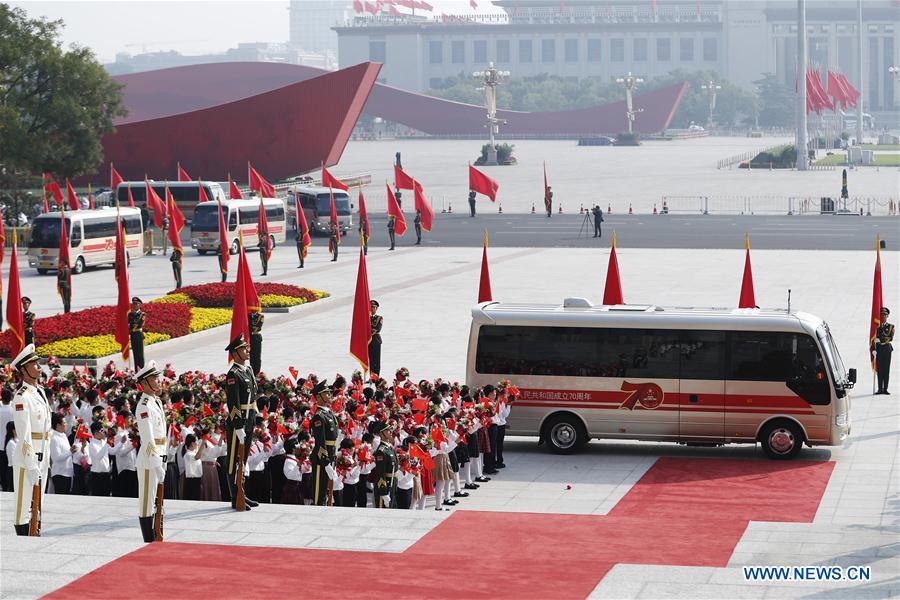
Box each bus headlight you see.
[835,413,849,428]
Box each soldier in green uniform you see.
[414,211,422,245]
[328,222,339,262]
[875,307,894,394]
[128,297,146,370]
[248,311,264,376]
[22,297,35,346]
[387,215,396,251]
[295,230,305,269]
[224,334,259,510]
[57,263,72,313]
[170,246,183,289]
[218,245,228,282]
[359,214,369,256]
[373,422,398,508]
[368,300,383,378]
[257,231,269,276]
[309,381,338,506]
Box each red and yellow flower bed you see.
[158,282,329,309]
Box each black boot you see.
[14,524,30,536]
[138,516,156,543]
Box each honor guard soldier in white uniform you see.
[10,344,51,536]
[135,361,168,542]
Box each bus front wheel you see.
[230,239,239,255]
[759,420,804,460]
[544,414,586,455]
[37,268,49,275]
[73,256,85,275]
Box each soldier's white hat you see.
[135,360,160,381]
[11,344,40,370]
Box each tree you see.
[0,4,126,188]
[753,73,793,128]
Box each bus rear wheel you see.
[544,414,586,455]
[197,249,208,255]
[759,420,804,460]
[37,268,49,275]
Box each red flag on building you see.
[165,184,185,250]
[358,187,371,238]
[386,183,407,235]
[145,180,166,228]
[114,214,130,361]
[413,180,434,231]
[322,163,349,191]
[478,230,492,303]
[349,243,372,372]
[177,163,191,182]
[229,239,251,358]
[65,179,80,211]
[394,164,416,190]
[229,175,243,200]
[217,199,229,278]
[126,185,136,208]
[468,164,499,202]
[5,232,25,355]
[738,234,756,309]
[869,234,883,371]
[329,188,341,251]
[602,231,624,305]
[543,162,551,213]
[257,196,272,261]
[57,210,71,299]
[248,163,276,197]
[110,163,124,193]
[295,194,311,258]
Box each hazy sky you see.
[10,1,500,63]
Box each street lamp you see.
[700,80,721,129]
[615,72,644,133]
[473,62,510,165]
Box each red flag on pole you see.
[413,180,434,232]
[602,231,624,305]
[228,175,243,200]
[349,242,372,372]
[358,187,371,238]
[126,185,136,208]
[322,163,349,191]
[87,184,95,210]
[468,164,499,202]
[45,178,63,208]
[57,210,71,299]
[354,0,363,13]
[0,210,5,326]
[177,162,191,182]
[145,180,166,228]
[827,70,847,110]
[394,164,416,190]
[470,0,478,8]
[738,234,756,309]
[217,199,229,278]
[114,214,131,361]
[409,443,435,470]
[257,196,272,261]
[65,179,80,211]
[198,179,209,203]
[295,194,311,258]
[110,163,124,193]
[41,174,50,214]
[478,229,492,303]
[229,239,251,357]
[329,188,341,251]
[869,234,883,372]
[543,162,551,213]
[241,237,260,313]
[5,231,25,356]
[165,183,185,250]
[248,163,276,197]
[386,183,407,235]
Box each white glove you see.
[154,465,166,482]
[235,429,246,443]
[27,467,42,487]
[325,464,337,481]
[381,495,391,507]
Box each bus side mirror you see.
[847,368,857,384]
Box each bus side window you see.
[228,211,237,232]
[70,223,82,246]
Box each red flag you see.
[738,234,756,309]
[409,443,435,470]
[145,180,166,228]
[827,70,847,110]
[241,238,260,313]
[349,244,372,372]
[114,215,131,361]
[543,162,551,213]
[248,164,276,197]
[389,4,400,15]
[198,180,209,203]
[75,424,92,440]
[165,184,184,250]
[202,403,214,417]
[478,230,492,303]
[411,398,428,412]
[837,73,860,107]
[45,179,63,208]
[177,163,191,182]
[295,194,311,258]
[5,232,25,355]
[57,211,71,299]
[87,184,95,210]
[358,187,371,238]
[126,185,136,208]
[329,188,341,249]
[470,0,477,7]
[413,180,434,232]
[229,239,251,355]
[468,164,499,202]
[430,426,447,445]
[110,164,124,193]
[364,1,377,14]
[602,232,624,305]
[65,179,80,211]
[869,235,883,371]
[0,208,5,264]
[229,175,243,200]
[257,196,272,261]
[217,199,229,277]
[394,164,415,190]
[321,163,349,191]
[386,183,407,236]
[354,0,363,12]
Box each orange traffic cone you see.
[531,202,535,214]
[498,203,502,214]
[628,203,633,214]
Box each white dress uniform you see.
[135,374,168,519]
[10,346,51,531]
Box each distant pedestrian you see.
[875,307,893,395]
[414,211,422,245]
[387,216,396,251]
[468,190,477,217]
[170,246,183,288]
[592,205,604,238]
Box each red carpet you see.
[45,458,834,600]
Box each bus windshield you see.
[192,204,222,232]
[30,218,70,248]
[315,194,351,216]
[818,325,847,386]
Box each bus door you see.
[677,331,726,442]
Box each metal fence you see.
[716,145,783,170]
[661,195,899,216]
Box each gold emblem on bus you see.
[619,381,665,410]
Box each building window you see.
[474,40,487,63]
[587,38,602,62]
[680,37,694,61]
[657,38,671,61]
[541,39,556,62]
[703,38,717,61]
[429,78,443,89]
[369,41,386,63]
[611,38,624,62]
[519,39,533,63]
[565,39,579,62]
[429,41,443,64]
[496,39,510,63]
[452,40,465,64]
[633,38,648,61]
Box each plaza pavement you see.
[2,240,898,598]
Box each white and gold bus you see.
[466,299,855,459]
[190,198,287,255]
[27,208,145,274]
